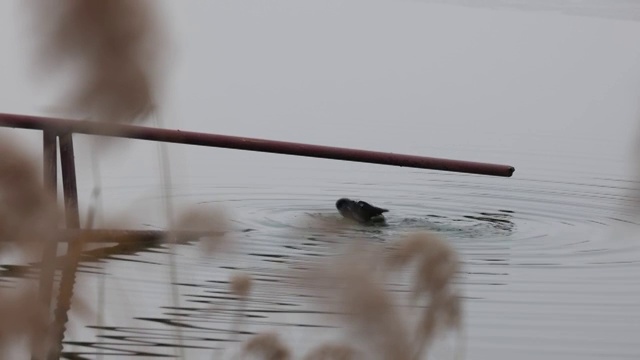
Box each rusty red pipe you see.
[0,112,515,177]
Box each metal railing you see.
[0,112,514,359]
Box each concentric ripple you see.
[57,165,640,360]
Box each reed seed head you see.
[242,332,291,360]
[229,273,253,299]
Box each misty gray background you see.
[1,1,640,359]
[1,0,639,177]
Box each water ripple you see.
[50,169,640,359]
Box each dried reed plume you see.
[325,242,412,360]
[241,332,291,360]
[0,137,61,358]
[230,272,253,299]
[387,232,460,300]
[220,272,253,360]
[387,232,462,359]
[291,231,462,360]
[303,343,361,360]
[30,0,165,125]
[29,2,171,354]
[0,137,59,256]
[0,286,49,359]
[175,206,231,255]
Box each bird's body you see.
[335,198,388,224]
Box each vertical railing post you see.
[34,130,59,360]
[42,131,58,203]
[39,130,58,305]
[59,133,80,228]
[49,132,83,360]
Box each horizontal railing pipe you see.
[0,112,515,177]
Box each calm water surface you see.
[46,142,640,360]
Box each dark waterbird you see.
[336,198,388,223]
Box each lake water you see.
[50,141,638,360]
[1,0,640,359]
